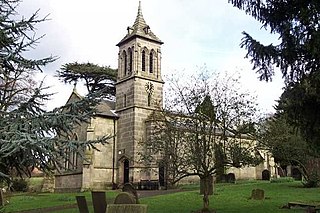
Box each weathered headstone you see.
[76,196,89,213]
[122,183,139,203]
[91,191,107,213]
[106,204,147,213]
[251,188,265,200]
[114,192,137,204]
[0,189,4,207]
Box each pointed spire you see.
[133,1,147,31]
[138,1,142,16]
[116,1,163,46]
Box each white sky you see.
[18,0,284,113]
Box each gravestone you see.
[106,204,147,213]
[0,189,4,207]
[91,191,107,213]
[76,196,89,213]
[227,173,236,183]
[251,189,265,200]
[114,192,137,204]
[122,183,139,203]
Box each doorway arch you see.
[262,169,270,180]
[123,159,130,184]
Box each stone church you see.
[54,2,275,192]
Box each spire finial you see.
[138,1,142,16]
[73,81,77,92]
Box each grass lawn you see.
[4,191,119,213]
[142,181,320,213]
[3,180,320,212]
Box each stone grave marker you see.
[91,191,107,213]
[76,196,89,213]
[114,192,137,204]
[251,188,265,200]
[122,183,139,203]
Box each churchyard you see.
[2,179,320,213]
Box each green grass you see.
[142,181,320,213]
[3,181,320,213]
[4,191,119,212]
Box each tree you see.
[0,0,109,183]
[258,114,312,179]
[143,71,261,212]
[277,76,320,151]
[229,0,320,150]
[56,62,117,99]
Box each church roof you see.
[65,87,118,119]
[116,1,163,46]
[95,100,118,118]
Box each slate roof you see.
[116,1,163,46]
[66,87,118,119]
[95,100,118,118]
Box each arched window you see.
[128,48,133,74]
[64,148,69,170]
[142,50,146,71]
[73,133,78,170]
[149,51,153,73]
[123,51,127,76]
[124,94,127,107]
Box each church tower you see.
[116,2,164,184]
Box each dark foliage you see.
[56,62,117,99]
[11,178,28,192]
[229,0,320,150]
[0,0,111,182]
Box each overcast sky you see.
[18,0,284,113]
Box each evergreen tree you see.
[56,62,117,100]
[0,0,109,182]
[229,0,320,149]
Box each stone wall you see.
[54,172,82,192]
[82,116,117,190]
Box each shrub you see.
[303,172,319,188]
[11,178,29,192]
[270,177,294,183]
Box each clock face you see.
[145,82,154,94]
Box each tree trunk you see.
[200,176,213,195]
[201,176,212,210]
[203,191,209,210]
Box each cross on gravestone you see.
[91,191,107,213]
[76,196,89,213]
